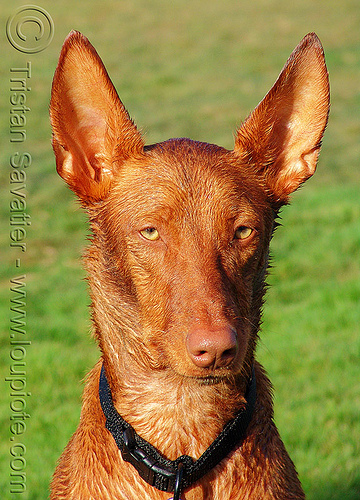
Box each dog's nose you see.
[186,326,238,370]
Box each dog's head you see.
[50,32,329,382]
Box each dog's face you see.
[50,32,329,381]
[96,139,273,380]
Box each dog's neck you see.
[98,361,256,494]
[100,347,251,461]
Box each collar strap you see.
[99,364,256,494]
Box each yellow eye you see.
[235,226,253,240]
[140,227,160,241]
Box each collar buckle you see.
[121,426,177,492]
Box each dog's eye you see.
[140,227,160,241]
[234,226,253,240]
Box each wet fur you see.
[50,32,329,499]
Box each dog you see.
[49,31,329,499]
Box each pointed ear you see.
[50,31,144,201]
[234,33,330,204]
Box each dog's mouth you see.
[181,367,238,386]
[165,351,244,386]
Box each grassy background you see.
[1,0,359,498]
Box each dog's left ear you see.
[234,33,330,204]
[50,31,144,201]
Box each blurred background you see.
[1,0,359,498]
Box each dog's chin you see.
[174,367,239,386]
[192,375,230,386]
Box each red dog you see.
[50,31,329,499]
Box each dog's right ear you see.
[50,31,144,201]
[234,33,330,205]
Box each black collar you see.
[99,363,256,497]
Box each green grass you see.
[1,0,359,498]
